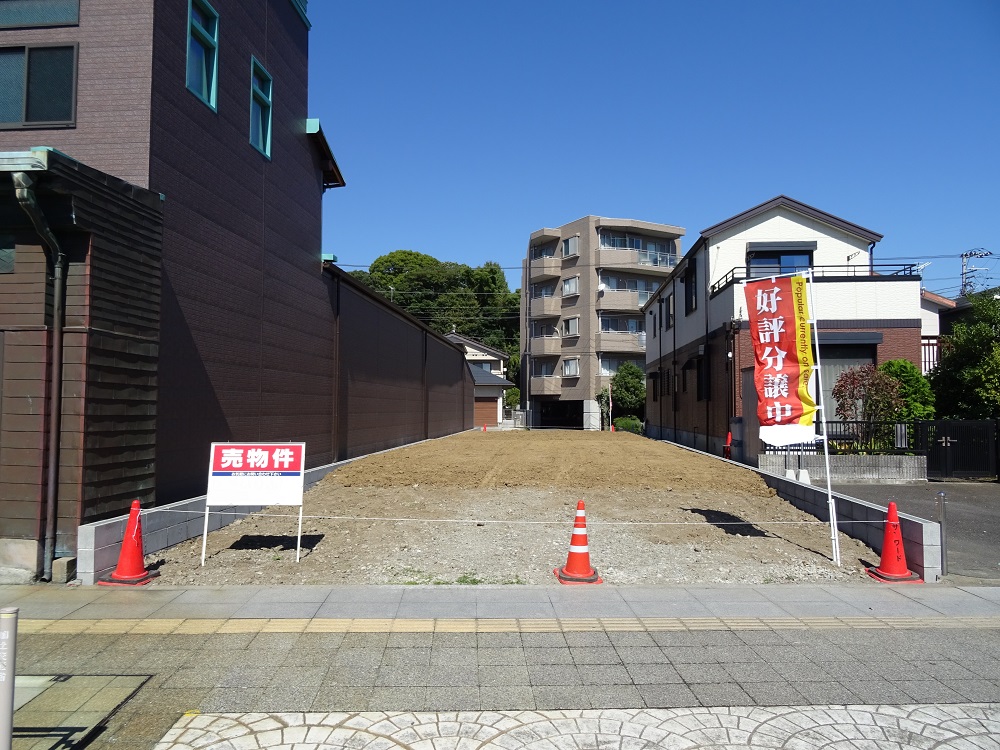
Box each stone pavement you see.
[2,582,1000,749]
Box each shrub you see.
[613,415,643,435]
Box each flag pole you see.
[805,269,841,566]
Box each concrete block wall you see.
[759,454,927,483]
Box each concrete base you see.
[52,556,77,584]
[759,454,927,483]
[0,538,41,578]
[583,399,601,430]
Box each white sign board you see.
[202,442,306,564]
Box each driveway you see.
[834,481,1000,582]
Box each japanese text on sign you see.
[206,443,305,506]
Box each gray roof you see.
[468,365,515,388]
[700,195,883,245]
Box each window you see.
[664,370,672,396]
[696,357,710,401]
[600,231,641,250]
[531,243,556,260]
[0,44,76,128]
[562,358,579,377]
[747,242,815,278]
[600,316,644,333]
[0,0,79,29]
[639,240,676,268]
[599,274,656,303]
[531,321,557,337]
[476,361,492,371]
[249,57,272,156]
[664,292,674,330]
[651,372,658,402]
[533,359,555,377]
[187,0,219,109]
[684,260,697,315]
[600,357,643,376]
[562,317,579,336]
[531,282,555,298]
[562,236,579,258]
[562,276,579,296]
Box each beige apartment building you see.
[521,216,685,429]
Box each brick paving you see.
[3,583,1000,749]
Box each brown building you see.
[0,0,472,579]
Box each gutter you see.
[12,171,65,582]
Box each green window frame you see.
[249,57,272,157]
[0,43,77,129]
[186,0,218,109]
[0,0,79,29]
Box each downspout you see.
[13,172,65,582]
[868,241,875,275]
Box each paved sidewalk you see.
[2,582,1000,749]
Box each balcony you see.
[530,376,561,396]
[709,263,919,297]
[596,289,648,311]
[528,255,560,281]
[598,248,676,276]
[530,335,563,356]
[596,331,646,353]
[530,296,561,317]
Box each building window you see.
[562,276,579,296]
[0,0,79,29]
[747,242,815,278]
[531,282,555,298]
[0,44,76,128]
[684,260,697,315]
[600,357,643,376]
[639,240,676,268]
[562,358,579,377]
[664,292,674,330]
[696,356,710,401]
[562,317,579,337]
[250,57,272,156]
[531,243,556,260]
[476,361,492,371]
[664,370,672,396]
[562,236,579,258]
[599,274,656,304]
[600,315,644,333]
[187,0,219,109]
[600,231,641,250]
[531,321,557,337]
[533,359,556,377]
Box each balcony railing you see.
[528,255,561,281]
[529,296,561,317]
[709,264,919,296]
[596,331,645,353]
[530,335,562,355]
[530,376,561,396]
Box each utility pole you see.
[960,248,992,296]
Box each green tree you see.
[878,359,934,421]
[610,362,646,420]
[503,387,520,410]
[353,250,520,361]
[930,291,1000,418]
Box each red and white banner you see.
[744,276,817,447]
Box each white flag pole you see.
[805,270,841,566]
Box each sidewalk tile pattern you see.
[153,705,1000,750]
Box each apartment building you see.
[521,216,685,429]
[643,195,926,462]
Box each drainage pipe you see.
[12,172,66,582]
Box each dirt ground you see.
[147,430,878,586]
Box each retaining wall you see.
[759,454,927,483]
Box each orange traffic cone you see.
[723,431,733,459]
[483,423,487,432]
[610,425,615,432]
[98,500,160,586]
[554,500,602,585]
[867,501,922,583]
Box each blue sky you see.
[308,1,999,297]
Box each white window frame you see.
[562,275,579,296]
[562,316,579,337]
[562,358,580,377]
[562,236,579,258]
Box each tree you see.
[831,364,903,423]
[878,359,934,421]
[610,362,646,420]
[503,387,520,410]
[351,250,520,364]
[930,291,1000,418]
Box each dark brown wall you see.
[0,0,154,187]
[148,0,336,500]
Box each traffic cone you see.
[867,501,922,583]
[610,425,615,432]
[723,431,733,459]
[554,500,602,585]
[483,423,487,432]
[98,500,160,586]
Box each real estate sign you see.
[202,442,306,565]
[744,275,817,447]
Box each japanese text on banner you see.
[744,276,816,431]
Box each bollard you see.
[936,491,948,577]
[0,607,17,750]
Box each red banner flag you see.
[744,276,817,446]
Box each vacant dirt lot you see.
[148,430,877,586]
